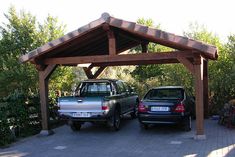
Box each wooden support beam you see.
[83,67,94,79]
[177,56,194,74]
[93,66,106,79]
[91,59,179,67]
[43,51,194,65]
[83,66,106,79]
[141,42,148,53]
[38,64,57,136]
[203,59,209,118]
[194,56,205,139]
[107,30,116,56]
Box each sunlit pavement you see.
[1,118,235,157]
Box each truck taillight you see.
[102,106,109,110]
[102,101,109,111]
[138,102,147,113]
[174,104,185,113]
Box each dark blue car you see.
[138,86,194,131]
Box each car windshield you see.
[144,88,184,100]
[80,82,111,97]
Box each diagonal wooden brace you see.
[177,55,195,74]
[83,66,106,79]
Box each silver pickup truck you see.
[58,79,139,131]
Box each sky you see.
[0,0,234,42]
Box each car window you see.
[116,81,126,94]
[123,82,131,92]
[80,82,111,97]
[144,88,184,100]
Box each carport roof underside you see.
[20,13,218,66]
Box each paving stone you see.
[0,118,235,157]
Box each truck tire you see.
[70,121,82,131]
[109,109,121,131]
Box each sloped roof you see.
[20,13,218,63]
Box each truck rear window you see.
[80,82,111,97]
[144,88,184,100]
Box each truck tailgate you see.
[58,96,103,112]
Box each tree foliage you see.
[0,7,75,97]
[130,20,235,114]
[0,7,75,146]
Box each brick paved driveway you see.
[1,117,235,157]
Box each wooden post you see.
[194,56,206,139]
[203,60,209,118]
[38,64,57,136]
[106,28,116,56]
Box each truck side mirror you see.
[131,87,135,92]
[111,90,116,96]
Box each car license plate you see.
[151,106,169,112]
[72,112,91,117]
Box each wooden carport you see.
[20,13,218,139]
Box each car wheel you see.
[70,121,82,131]
[109,109,121,131]
[140,123,149,130]
[183,116,192,131]
[130,102,138,119]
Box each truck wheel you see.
[183,116,191,132]
[109,109,121,131]
[70,121,82,131]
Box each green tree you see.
[0,7,76,146]
[131,18,168,83]
[130,18,192,96]
[184,23,235,114]
[0,7,75,97]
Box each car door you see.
[122,82,133,111]
[124,83,137,111]
[115,81,129,113]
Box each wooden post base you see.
[39,130,54,136]
[194,134,206,140]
